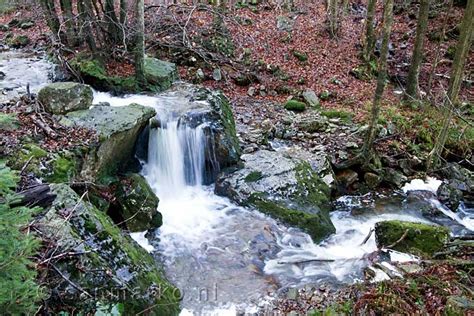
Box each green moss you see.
[244,171,263,183]
[249,193,335,242]
[7,35,30,48]
[292,50,308,62]
[284,100,306,112]
[294,162,331,211]
[47,154,77,183]
[10,144,47,174]
[321,109,353,123]
[0,113,19,131]
[375,220,450,257]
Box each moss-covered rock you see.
[216,150,335,242]
[7,35,30,48]
[61,104,156,183]
[38,82,93,114]
[37,184,180,315]
[292,50,308,62]
[284,99,306,112]
[116,173,162,232]
[70,56,177,94]
[375,220,450,257]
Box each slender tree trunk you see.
[427,0,473,170]
[364,0,377,61]
[60,0,77,46]
[105,0,121,43]
[135,0,146,87]
[362,0,394,160]
[328,0,339,38]
[78,0,97,52]
[120,0,127,24]
[427,0,453,98]
[40,0,61,41]
[405,0,430,99]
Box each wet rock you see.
[38,82,93,114]
[364,172,382,189]
[215,150,335,242]
[375,220,450,257]
[37,184,180,315]
[383,168,408,188]
[115,173,162,232]
[406,190,443,217]
[336,169,358,187]
[437,163,474,211]
[61,104,156,183]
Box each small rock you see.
[196,68,205,80]
[212,68,222,81]
[345,141,358,149]
[247,86,256,97]
[276,16,294,32]
[336,169,358,186]
[364,172,381,189]
[302,90,320,108]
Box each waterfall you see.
[145,119,206,198]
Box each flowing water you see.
[94,90,473,315]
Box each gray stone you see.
[302,90,320,108]
[38,82,93,114]
[276,16,294,32]
[144,57,178,91]
[215,150,335,242]
[294,112,328,133]
[196,68,205,80]
[63,104,156,183]
[364,172,382,189]
[383,168,408,188]
[212,68,222,81]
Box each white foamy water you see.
[402,177,443,194]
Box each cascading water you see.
[94,89,472,315]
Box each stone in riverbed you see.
[61,104,156,183]
[38,82,93,114]
[115,173,162,232]
[144,57,178,92]
[374,220,450,257]
[37,184,180,315]
[215,150,335,242]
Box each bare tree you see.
[427,0,473,170]
[135,0,146,86]
[362,0,394,160]
[364,0,377,61]
[405,0,431,99]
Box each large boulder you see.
[115,173,162,232]
[215,150,335,242]
[38,82,93,114]
[437,163,474,211]
[61,104,156,183]
[375,220,450,257]
[37,184,180,315]
[144,57,178,92]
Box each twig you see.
[19,155,34,176]
[31,114,57,139]
[39,250,92,265]
[360,228,374,246]
[278,258,335,264]
[387,229,409,249]
[52,264,93,298]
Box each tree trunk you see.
[328,0,339,38]
[60,0,77,46]
[362,0,394,160]
[40,0,61,41]
[427,0,473,170]
[78,0,97,52]
[405,0,430,99]
[120,0,127,24]
[105,0,122,43]
[135,0,146,87]
[364,0,377,61]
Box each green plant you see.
[0,162,43,314]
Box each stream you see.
[2,52,473,315]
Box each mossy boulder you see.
[375,220,450,257]
[144,57,178,92]
[116,173,162,232]
[38,82,93,114]
[7,35,30,48]
[284,99,306,112]
[215,150,335,242]
[71,56,177,94]
[61,104,156,183]
[37,184,180,315]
